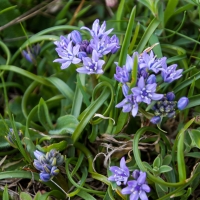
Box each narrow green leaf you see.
[47,77,74,101]
[38,98,54,131]
[176,118,195,182]
[174,71,200,93]
[136,18,160,53]
[72,89,110,143]
[3,185,9,200]
[118,6,136,66]
[113,112,129,134]
[128,22,140,54]
[116,0,125,31]
[77,190,96,200]
[164,0,179,25]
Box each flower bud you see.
[167,111,176,118]
[71,30,82,44]
[34,150,45,160]
[150,116,161,124]
[110,35,120,53]
[147,74,156,84]
[22,50,34,63]
[159,105,165,113]
[43,164,52,173]
[50,157,57,166]
[51,166,59,176]
[40,172,51,182]
[177,97,189,110]
[166,92,175,101]
[132,169,140,179]
[78,51,87,59]
[33,160,44,171]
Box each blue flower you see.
[116,94,139,117]
[54,35,71,51]
[114,54,137,84]
[90,35,118,57]
[121,171,150,200]
[76,50,105,74]
[33,149,64,182]
[81,19,113,39]
[131,77,163,104]
[161,64,183,83]
[110,35,120,53]
[139,51,167,74]
[54,41,81,69]
[108,157,130,186]
[177,97,189,110]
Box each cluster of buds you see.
[5,128,23,148]
[151,92,189,124]
[33,149,64,182]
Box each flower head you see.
[54,41,81,69]
[131,76,163,104]
[161,64,183,83]
[116,93,139,117]
[121,170,150,200]
[81,19,113,39]
[76,50,104,74]
[90,35,118,57]
[108,157,130,186]
[139,51,167,74]
[33,149,64,182]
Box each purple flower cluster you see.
[54,19,119,74]
[108,157,150,200]
[33,149,64,182]
[114,50,188,123]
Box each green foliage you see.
[1,0,200,199]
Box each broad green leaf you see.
[159,165,172,174]
[162,155,172,165]
[37,140,68,152]
[49,115,79,135]
[153,155,161,169]
[20,192,32,200]
[188,129,200,149]
[155,183,167,198]
[33,191,42,200]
